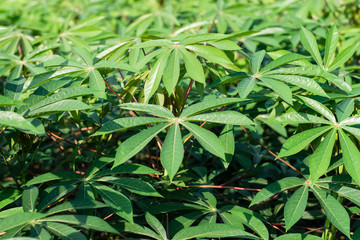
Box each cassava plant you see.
[1,0,360,239]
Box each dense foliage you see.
[1,0,360,239]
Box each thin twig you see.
[184,184,261,192]
[0,127,6,135]
[104,79,125,102]
[179,79,194,114]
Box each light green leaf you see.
[312,187,350,238]
[132,39,174,48]
[92,182,133,223]
[28,68,83,89]
[284,185,309,231]
[93,117,168,136]
[0,111,40,134]
[161,123,184,181]
[266,74,327,97]
[22,186,39,213]
[336,99,354,123]
[270,112,331,125]
[44,222,87,240]
[145,212,167,240]
[340,115,360,126]
[259,77,293,105]
[73,47,93,66]
[41,215,118,233]
[163,48,180,93]
[328,42,359,72]
[309,129,336,182]
[89,69,105,99]
[237,77,256,99]
[250,177,305,206]
[180,47,205,84]
[94,60,138,73]
[278,126,331,158]
[260,53,308,73]
[144,50,171,103]
[185,45,240,71]
[250,50,266,74]
[25,171,81,186]
[0,212,46,232]
[180,98,244,118]
[119,103,175,119]
[324,25,338,68]
[96,176,162,197]
[172,223,260,240]
[300,26,323,67]
[0,95,23,107]
[122,222,161,240]
[180,33,227,45]
[185,111,253,126]
[267,50,312,66]
[220,125,235,168]
[181,121,225,159]
[338,128,360,186]
[114,123,171,168]
[27,99,91,117]
[298,96,336,123]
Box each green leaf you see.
[114,123,171,168]
[132,39,174,48]
[41,215,118,233]
[29,87,95,111]
[119,103,175,119]
[46,200,106,215]
[0,95,23,107]
[259,77,293,105]
[96,163,159,177]
[324,25,338,68]
[267,50,312,66]
[284,185,309,231]
[220,125,235,168]
[336,99,354,122]
[172,223,260,240]
[312,187,350,238]
[260,53,308,73]
[328,42,359,72]
[163,48,180,93]
[144,49,171,103]
[122,222,161,240]
[92,182,133,223]
[338,128,360,186]
[96,176,162,197]
[185,45,240,71]
[300,26,323,67]
[297,96,336,123]
[73,47,93,66]
[237,77,256,99]
[0,212,46,232]
[93,117,168,136]
[180,33,227,45]
[185,111,254,126]
[274,233,324,240]
[161,123,184,181]
[0,189,22,210]
[309,129,336,182]
[222,205,269,240]
[25,171,81,186]
[0,111,41,134]
[180,47,205,84]
[278,126,331,158]
[145,212,167,240]
[250,177,305,206]
[89,69,105,99]
[28,68,83,89]
[250,50,266,74]
[94,60,139,73]
[44,222,87,240]
[181,121,225,160]
[270,112,331,125]
[316,183,360,207]
[22,186,39,213]
[266,74,327,97]
[180,98,244,118]
[27,100,91,117]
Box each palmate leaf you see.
[284,185,309,231]
[0,212,46,232]
[324,25,339,68]
[336,98,354,122]
[297,96,336,123]
[145,212,167,240]
[122,222,161,240]
[258,77,293,105]
[316,183,360,207]
[250,177,305,206]
[172,223,260,240]
[237,77,256,99]
[179,47,205,84]
[300,26,323,67]
[89,69,106,99]
[92,182,133,223]
[338,128,360,186]
[181,121,225,160]
[219,124,235,168]
[270,112,331,125]
[119,103,175,119]
[260,53,308,73]
[25,171,81,186]
[309,129,336,182]
[328,42,359,72]
[311,187,350,238]
[250,50,266,74]
[161,122,184,181]
[22,186,39,213]
[275,233,323,240]
[163,48,180,93]
[278,126,332,158]
[0,111,44,135]
[44,222,87,240]
[114,123,171,168]
[185,111,254,126]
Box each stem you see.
[179,79,194,115]
[142,48,151,71]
